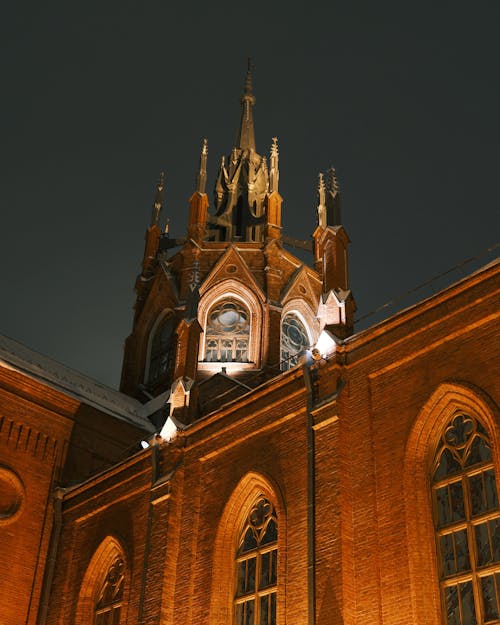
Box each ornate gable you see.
[280,265,320,311]
[199,244,266,303]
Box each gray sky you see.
[1,1,499,388]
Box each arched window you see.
[432,412,500,624]
[204,299,250,363]
[94,556,125,625]
[281,312,309,371]
[234,496,278,625]
[148,313,176,385]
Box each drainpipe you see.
[36,487,64,625]
[303,363,317,625]
[137,444,158,625]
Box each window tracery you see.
[94,556,125,625]
[148,313,176,385]
[280,313,309,371]
[204,299,250,363]
[432,413,500,624]
[235,496,278,625]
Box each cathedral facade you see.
[0,67,499,625]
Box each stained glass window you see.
[432,413,500,624]
[235,497,277,625]
[148,314,176,385]
[94,557,124,625]
[281,313,309,371]
[204,300,250,363]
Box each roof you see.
[0,334,155,432]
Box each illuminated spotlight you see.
[140,440,150,449]
[315,329,337,358]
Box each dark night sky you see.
[1,2,499,388]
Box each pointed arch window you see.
[281,313,309,371]
[148,313,176,385]
[432,413,500,624]
[235,496,278,625]
[94,556,125,625]
[204,299,250,363]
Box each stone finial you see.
[150,171,165,227]
[196,138,208,194]
[325,166,341,225]
[317,172,326,229]
[269,137,279,194]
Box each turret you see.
[142,172,164,274]
[134,173,165,322]
[188,139,209,243]
[264,137,282,241]
[313,168,356,338]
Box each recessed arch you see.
[75,535,128,625]
[280,299,319,370]
[198,280,265,370]
[209,472,285,625]
[144,308,176,385]
[404,381,500,625]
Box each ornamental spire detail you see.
[236,58,256,151]
[317,172,327,229]
[150,172,165,227]
[325,166,341,225]
[269,137,279,194]
[195,138,208,194]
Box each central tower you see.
[120,64,355,424]
[208,61,273,243]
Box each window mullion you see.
[465,470,484,624]
[255,552,261,625]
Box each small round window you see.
[0,467,24,523]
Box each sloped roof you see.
[0,334,155,432]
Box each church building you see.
[0,65,499,625]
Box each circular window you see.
[226,264,238,274]
[0,467,24,523]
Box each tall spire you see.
[236,58,256,151]
[150,172,165,227]
[195,138,208,193]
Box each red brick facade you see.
[1,68,499,625]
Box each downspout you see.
[303,363,317,625]
[137,444,159,625]
[36,487,64,625]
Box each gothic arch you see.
[75,535,129,625]
[197,280,265,370]
[280,299,319,370]
[208,472,285,625]
[144,307,176,384]
[280,298,319,345]
[404,381,500,625]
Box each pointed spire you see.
[317,172,327,229]
[325,166,341,225]
[150,172,165,227]
[236,58,256,151]
[195,138,208,194]
[269,137,279,193]
[214,155,227,211]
